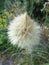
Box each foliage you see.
[0,12,9,29]
[43,63,49,65]
[0,0,5,11]
[27,0,46,21]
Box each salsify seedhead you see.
[8,12,41,52]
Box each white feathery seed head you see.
[8,12,41,53]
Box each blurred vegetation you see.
[0,0,49,65]
[0,0,5,11]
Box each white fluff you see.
[44,2,49,8]
[8,13,41,52]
